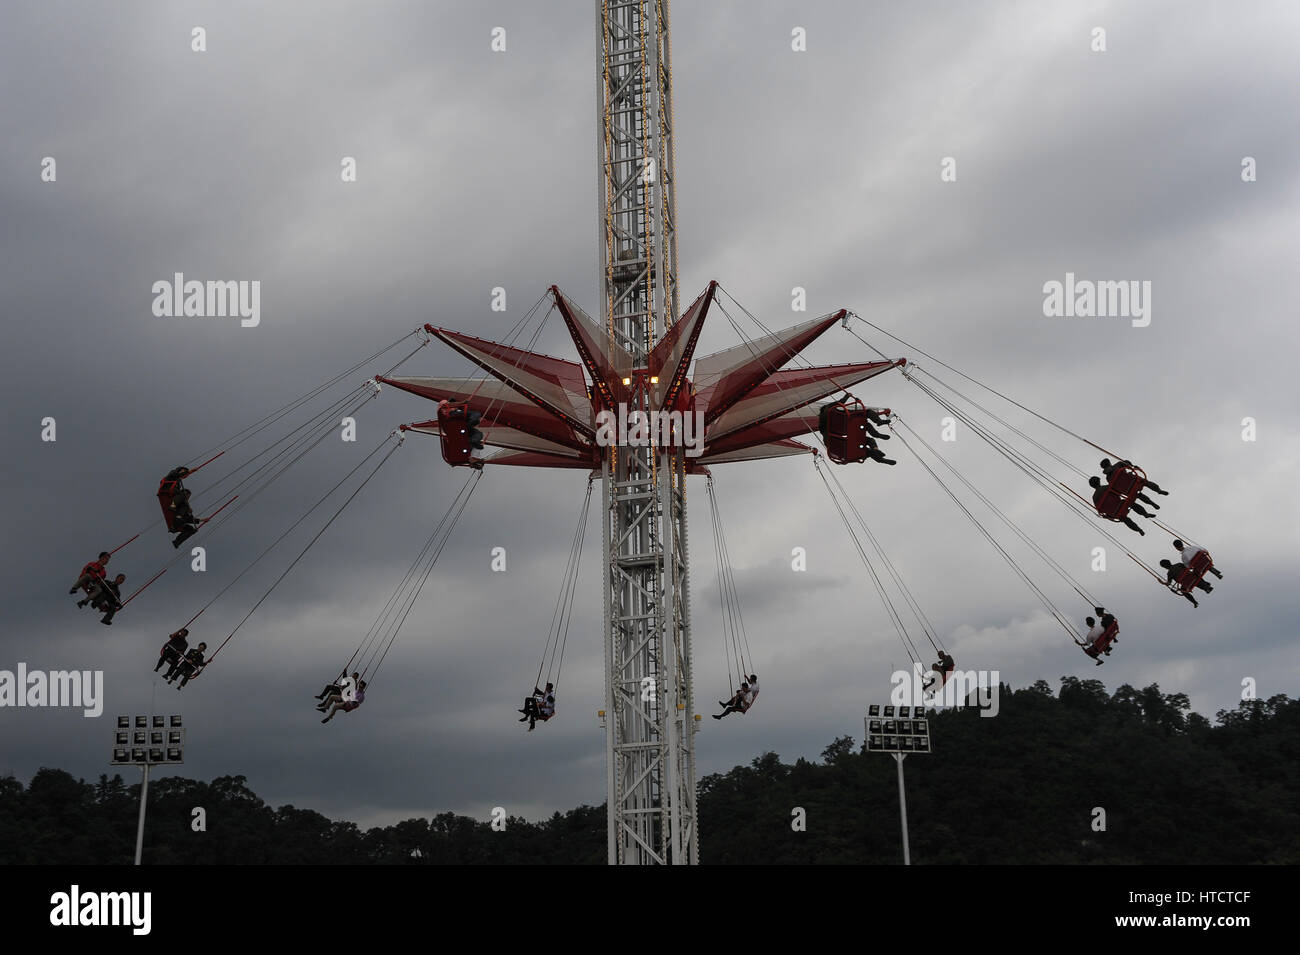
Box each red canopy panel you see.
[706,360,901,443]
[430,328,595,438]
[695,438,813,465]
[380,377,589,452]
[693,311,844,424]
[483,449,600,471]
[648,282,715,409]
[404,419,589,459]
[552,286,632,408]
[702,407,822,458]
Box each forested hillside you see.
[3,681,1295,864]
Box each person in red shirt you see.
[70,552,111,602]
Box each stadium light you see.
[866,703,933,864]
[111,714,186,865]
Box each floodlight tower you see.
[595,0,691,866]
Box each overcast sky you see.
[2,1,1298,832]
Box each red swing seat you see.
[156,479,188,532]
[1170,550,1213,595]
[821,398,873,465]
[1083,620,1119,658]
[437,400,480,467]
[1095,465,1147,521]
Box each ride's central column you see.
[597,0,694,865]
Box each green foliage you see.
[696,683,1298,864]
[0,682,1294,864]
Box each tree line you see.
[2,680,1295,864]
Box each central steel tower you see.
[384,0,904,867]
[595,0,695,865]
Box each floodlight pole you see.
[893,753,910,865]
[134,762,150,866]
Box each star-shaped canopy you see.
[379,282,903,471]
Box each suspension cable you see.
[904,369,1162,581]
[550,479,593,689]
[207,433,406,664]
[179,428,398,633]
[706,475,753,689]
[363,470,483,689]
[812,456,924,665]
[894,417,1100,608]
[186,329,426,465]
[842,316,1120,458]
[537,478,595,689]
[891,426,1082,642]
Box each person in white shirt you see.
[1081,611,1116,665]
[1172,539,1223,579]
[742,675,759,711]
[713,682,750,719]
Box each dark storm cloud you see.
[2,0,1297,830]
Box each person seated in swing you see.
[1080,609,1117,664]
[315,671,360,707]
[89,573,126,625]
[741,674,759,711]
[1171,539,1223,579]
[538,687,556,725]
[713,682,750,719]
[161,466,192,505]
[519,683,555,731]
[171,513,201,550]
[71,552,111,598]
[167,642,207,688]
[155,628,189,672]
[922,651,955,691]
[1088,476,1150,534]
[1160,559,1212,608]
[1101,459,1169,496]
[1096,462,1162,511]
[160,466,203,549]
[322,680,366,722]
[316,674,361,712]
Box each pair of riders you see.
[1081,607,1118,664]
[714,674,759,718]
[1088,458,1169,536]
[1159,539,1223,608]
[519,683,556,731]
[160,637,207,688]
[315,672,366,723]
[69,551,126,625]
[818,403,897,465]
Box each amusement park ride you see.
[67,1,1222,868]
[376,1,902,865]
